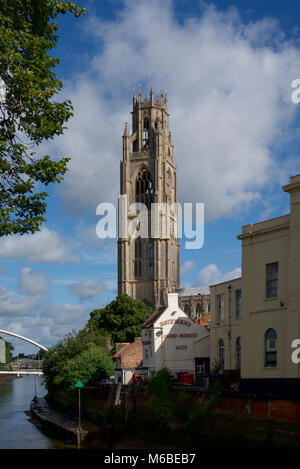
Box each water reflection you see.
[0,375,70,449]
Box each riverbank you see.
[0,374,18,383]
[30,397,101,447]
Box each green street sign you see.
[75,379,83,388]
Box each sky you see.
[1,0,300,354]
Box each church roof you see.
[178,286,210,296]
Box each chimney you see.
[167,292,179,309]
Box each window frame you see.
[217,294,224,321]
[266,262,279,299]
[264,328,278,368]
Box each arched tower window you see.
[218,339,224,371]
[265,328,277,367]
[143,117,149,148]
[135,168,154,208]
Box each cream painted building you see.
[210,277,242,373]
[141,293,210,378]
[210,174,300,392]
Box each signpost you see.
[75,379,83,448]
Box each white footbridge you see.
[0,329,48,376]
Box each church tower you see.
[118,88,180,310]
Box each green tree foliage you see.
[0,0,85,235]
[42,326,108,391]
[89,294,152,344]
[57,348,115,391]
[0,335,14,363]
[5,339,14,363]
[147,368,176,420]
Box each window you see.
[217,294,224,321]
[235,289,242,318]
[149,261,153,277]
[148,240,154,257]
[196,303,203,315]
[184,305,191,317]
[134,260,142,278]
[132,139,138,152]
[265,329,277,367]
[218,339,224,371]
[266,262,278,298]
[143,117,149,148]
[135,168,154,208]
[135,239,142,258]
[235,337,241,369]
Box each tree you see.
[0,0,85,236]
[0,335,14,363]
[42,326,109,391]
[58,348,115,391]
[89,294,152,344]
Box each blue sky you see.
[1,0,300,353]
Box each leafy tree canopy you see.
[42,325,108,391]
[0,335,14,363]
[57,347,115,391]
[89,294,152,344]
[0,0,85,236]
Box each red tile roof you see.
[194,313,211,329]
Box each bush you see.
[147,368,176,420]
[58,348,115,391]
[42,326,109,391]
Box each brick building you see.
[114,337,145,384]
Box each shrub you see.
[59,348,115,391]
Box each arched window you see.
[196,303,203,315]
[218,339,224,371]
[132,139,138,152]
[184,305,191,317]
[235,337,241,369]
[265,329,277,367]
[143,117,149,148]
[135,168,154,208]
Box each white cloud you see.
[42,0,300,221]
[0,285,41,317]
[181,260,196,275]
[0,284,91,350]
[0,228,79,264]
[69,279,106,300]
[18,267,49,296]
[196,263,241,285]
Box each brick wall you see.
[212,397,300,423]
[121,337,143,369]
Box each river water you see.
[0,374,71,449]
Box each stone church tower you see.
[118,88,180,310]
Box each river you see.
[0,374,72,449]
